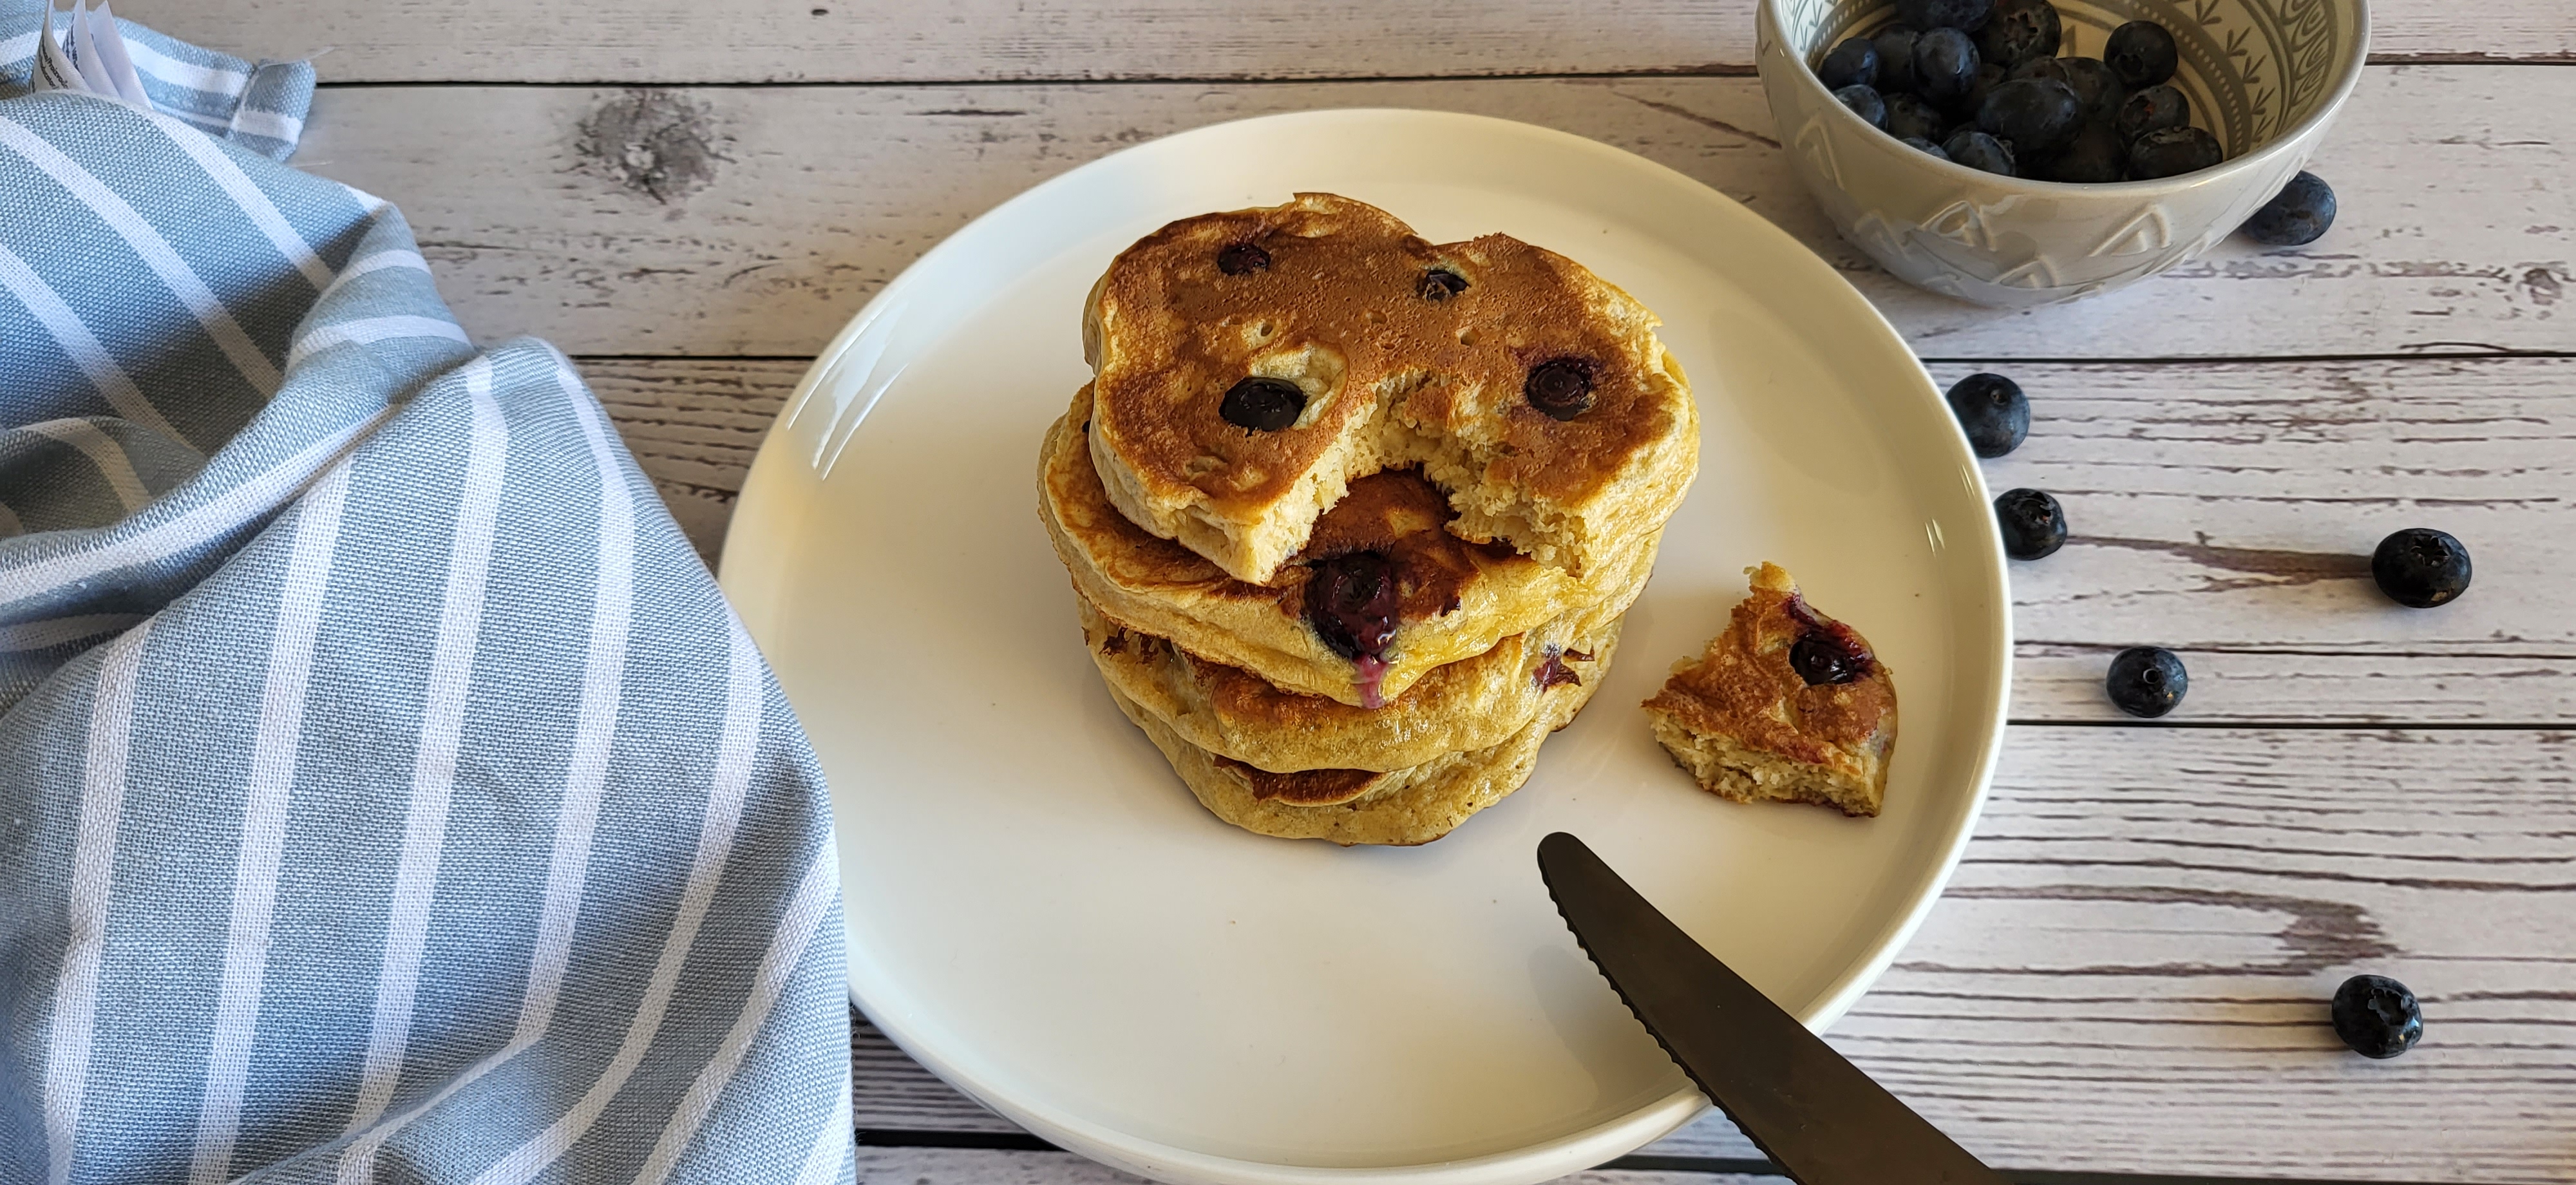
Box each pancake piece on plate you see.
[1083,193,1698,585]
[1642,563,1898,817]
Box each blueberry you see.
[1896,0,1992,32]
[1303,551,1399,661]
[2104,20,2179,88]
[1944,127,2018,176]
[2126,125,2222,178]
[2332,975,2423,1059]
[2371,527,2471,608]
[1217,243,1270,275]
[1524,357,1596,420]
[1946,373,2029,457]
[1418,268,1470,301]
[1913,28,1981,104]
[1819,35,1882,90]
[2116,83,2190,142]
[2006,56,2068,83]
[2242,171,2338,246]
[1219,376,1305,431]
[1871,26,1922,94]
[2105,646,2187,717]
[1993,488,2063,559]
[1952,61,2007,119]
[1834,83,1889,130]
[2060,57,2126,126]
[1979,77,2082,155]
[1790,627,1875,685]
[1902,135,1953,160]
[1886,91,1952,143]
[2005,57,2121,131]
[1975,0,2060,69]
[2034,120,2126,182]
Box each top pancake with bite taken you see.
[1083,193,1699,585]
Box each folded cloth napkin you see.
[1,10,854,1184]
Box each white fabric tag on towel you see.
[33,1,153,108]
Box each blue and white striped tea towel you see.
[1,8,855,1182]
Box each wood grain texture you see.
[112,0,2576,84]
[589,353,2576,722]
[848,726,2576,1180]
[849,1146,1776,1185]
[289,67,2573,360]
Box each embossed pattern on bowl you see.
[1758,0,2369,307]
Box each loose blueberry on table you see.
[2104,645,2188,718]
[2331,974,2423,1059]
[2372,527,2472,608]
[1993,487,2064,560]
[2241,171,2338,246]
[1946,372,2028,457]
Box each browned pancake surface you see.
[1091,193,1674,517]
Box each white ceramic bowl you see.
[1757,0,2369,307]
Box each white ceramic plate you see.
[721,109,2011,1185]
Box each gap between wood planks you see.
[294,52,2575,90]
[846,1130,2459,1185]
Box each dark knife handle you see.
[1538,832,2010,1185]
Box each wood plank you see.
[293,67,2575,360]
[847,726,2576,1180]
[589,354,2576,723]
[118,0,2576,84]
[849,1145,1777,1185]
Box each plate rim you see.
[722,105,2013,1185]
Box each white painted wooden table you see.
[130,1,2573,1180]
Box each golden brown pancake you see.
[1084,193,1698,585]
[1642,563,1899,817]
[1103,649,1604,846]
[1040,384,1659,707]
[1077,591,1622,773]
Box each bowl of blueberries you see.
[1756,0,2367,307]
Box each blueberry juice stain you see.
[1304,551,1401,708]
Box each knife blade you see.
[1537,831,2009,1185]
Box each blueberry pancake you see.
[1041,384,1659,707]
[1642,564,1898,817]
[1103,653,1603,847]
[1083,193,1698,585]
[1077,592,1622,773]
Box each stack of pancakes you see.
[1037,194,1700,845]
